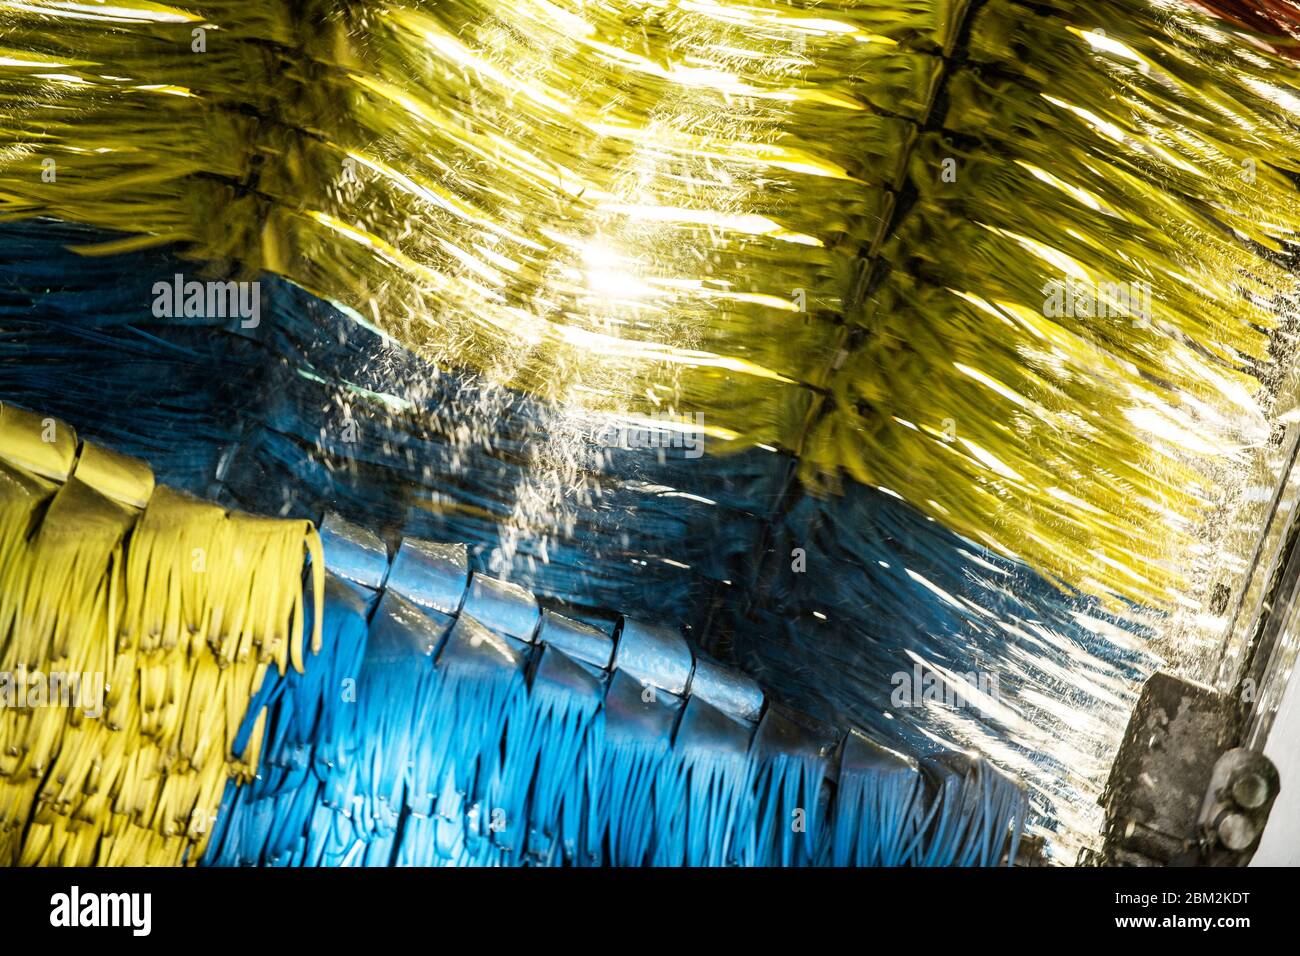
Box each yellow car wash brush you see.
[0,404,324,866]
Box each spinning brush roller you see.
[0,403,324,866]
[3,0,1299,605]
[211,510,1028,867]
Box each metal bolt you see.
[1231,772,1269,809]
[1217,812,1259,851]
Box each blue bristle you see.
[353,657,432,850]
[746,752,827,867]
[530,698,606,867]
[204,784,241,867]
[649,698,754,866]
[824,737,929,867]
[211,572,371,866]
[917,754,1025,867]
[597,672,681,866]
[501,646,604,865]
[394,615,529,866]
